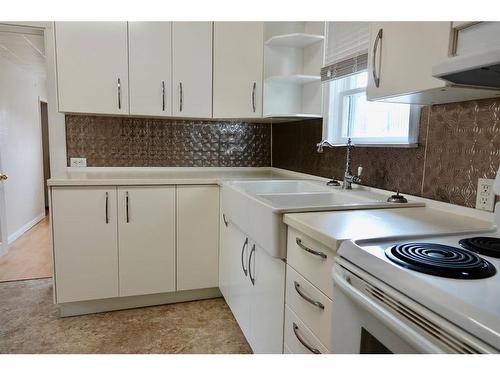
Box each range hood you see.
[433,49,500,89]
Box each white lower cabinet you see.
[117,186,176,297]
[176,185,219,291]
[52,184,220,306]
[220,215,285,353]
[52,186,119,303]
[284,306,329,354]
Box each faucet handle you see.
[357,165,363,177]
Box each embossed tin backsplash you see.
[66,115,271,167]
[272,98,500,208]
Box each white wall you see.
[0,52,47,242]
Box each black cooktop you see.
[459,237,500,259]
[385,242,497,279]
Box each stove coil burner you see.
[385,242,496,279]
[459,237,500,259]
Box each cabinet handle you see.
[222,213,229,227]
[293,323,321,354]
[117,78,122,109]
[125,191,129,223]
[296,238,327,259]
[248,244,255,285]
[372,28,383,88]
[179,82,183,112]
[161,81,166,111]
[241,237,249,276]
[251,82,256,112]
[105,192,109,224]
[294,281,325,309]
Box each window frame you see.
[322,71,421,148]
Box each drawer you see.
[284,344,292,354]
[286,265,333,350]
[287,228,335,299]
[284,305,330,354]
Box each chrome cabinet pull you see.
[251,82,256,112]
[105,192,109,224]
[293,323,321,354]
[372,28,383,88]
[241,237,249,276]
[294,281,325,309]
[161,81,166,111]
[117,78,122,109]
[248,244,256,285]
[296,238,327,259]
[179,82,183,112]
[125,191,129,223]
[222,213,229,227]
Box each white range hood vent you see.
[433,49,500,89]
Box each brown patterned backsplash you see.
[272,98,500,208]
[66,115,271,167]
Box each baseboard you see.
[7,212,46,244]
[58,287,222,317]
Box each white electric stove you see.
[331,172,500,354]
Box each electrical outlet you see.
[476,178,495,212]
[70,157,87,167]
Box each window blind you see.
[322,22,370,82]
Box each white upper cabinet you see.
[55,22,129,115]
[366,22,452,104]
[128,22,172,116]
[172,22,213,118]
[213,22,264,118]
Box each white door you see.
[219,209,233,303]
[51,187,119,303]
[248,243,286,353]
[172,22,213,118]
[0,168,7,255]
[129,22,172,117]
[176,185,219,291]
[213,22,264,118]
[117,186,176,297]
[55,22,129,115]
[366,22,451,101]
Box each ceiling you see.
[0,25,46,77]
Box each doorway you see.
[0,24,52,282]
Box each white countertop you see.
[47,167,292,186]
[283,207,496,250]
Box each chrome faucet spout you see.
[342,138,363,190]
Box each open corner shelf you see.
[263,113,322,119]
[264,33,325,48]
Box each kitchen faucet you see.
[342,138,362,190]
[316,137,362,189]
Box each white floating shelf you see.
[265,33,325,48]
[265,74,321,84]
[263,113,322,119]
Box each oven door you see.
[331,264,446,354]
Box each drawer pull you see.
[293,323,321,354]
[241,237,249,276]
[222,213,229,227]
[294,281,325,310]
[296,238,327,259]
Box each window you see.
[322,71,420,146]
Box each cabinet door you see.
[129,22,172,116]
[52,187,118,303]
[228,226,252,340]
[248,243,286,354]
[55,22,129,114]
[366,22,451,101]
[117,186,176,297]
[176,185,219,291]
[213,22,264,118]
[172,22,213,118]
[219,209,232,302]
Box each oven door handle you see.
[332,270,445,354]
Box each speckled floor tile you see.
[0,278,252,354]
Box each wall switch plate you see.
[476,178,495,212]
[70,157,87,167]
